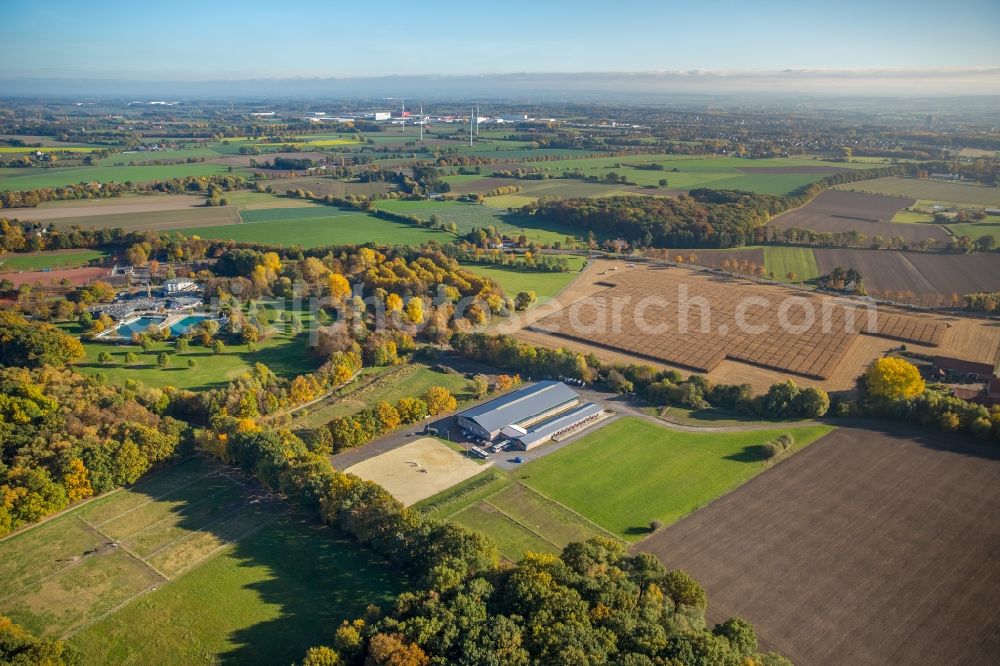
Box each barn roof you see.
[459,380,579,434]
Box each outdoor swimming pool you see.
[115,316,166,338]
[101,313,219,340]
[168,314,213,335]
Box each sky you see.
[2,0,999,94]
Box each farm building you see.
[456,380,602,449]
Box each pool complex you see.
[98,313,219,340]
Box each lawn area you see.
[516,417,834,540]
[0,455,403,666]
[764,246,820,282]
[372,199,582,245]
[178,211,454,247]
[461,256,586,301]
[62,309,318,391]
[0,249,106,271]
[0,163,240,192]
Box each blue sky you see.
[2,0,998,80]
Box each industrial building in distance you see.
[456,380,604,450]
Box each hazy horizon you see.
[2,0,999,98]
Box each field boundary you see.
[499,482,621,542]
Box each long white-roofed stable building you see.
[456,380,603,450]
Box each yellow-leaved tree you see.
[385,293,403,313]
[328,273,351,301]
[424,386,457,416]
[63,458,93,502]
[405,297,424,324]
[864,357,926,401]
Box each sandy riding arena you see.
[344,438,487,506]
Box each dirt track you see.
[770,190,948,244]
[636,425,1000,666]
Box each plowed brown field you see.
[636,425,1000,666]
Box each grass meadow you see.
[461,256,587,301]
[486,155,876,195]
[834,176,1000,207]
[0,163,241,192]
[953,218,1000,243]
[417,468,615,562]
[0,456,402,666]
[763,246,820,282]
[177,210,454,247]
[0,249,106,271]
[372,199,583,245]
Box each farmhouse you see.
[456,380,602,450]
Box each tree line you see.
[450,332,830,420]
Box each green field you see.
[0,249,106,271]
[100,147,220,166]
[0,163,241,192]
[178,211,454,247]
[239,205,358,223]
[953,219,1000,243]
[763,246,820,282]
[0,456,402,665]
[834,176,1000,207]
[890,209,936,223]
[372,199,583,245]
[62,308,318,391]
[515,417,834,540]
[462,256,586,301]
[483,155,876,196]
[417,469,614,561]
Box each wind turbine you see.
[419,104,424,141]
[470,107,474,147]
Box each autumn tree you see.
[328,273,351,301]
[863,357,926,402]
[424,386,457,416]
[405,297,424,324]
[62,459,93,502]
